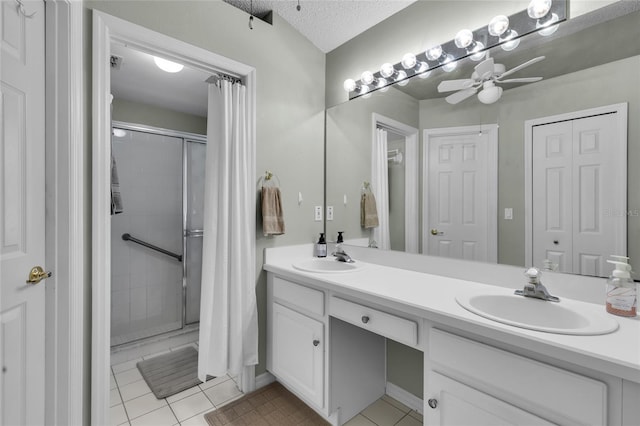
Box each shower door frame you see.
[112,121,206,342]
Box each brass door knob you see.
[431,229,443,236]
[26,266,51,284]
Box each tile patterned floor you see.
[110,343,423,426]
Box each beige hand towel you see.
[360,192,379,228]
[262,186,285,236]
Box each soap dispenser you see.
[337,232,344,244]
[606,255,637,317]
[314,233,327,258]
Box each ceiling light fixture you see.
[153,56,184,73]
[477,81,503,104]
[342,0,566,99]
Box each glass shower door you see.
[185,140,206,324]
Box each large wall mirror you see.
[326,2,640,277]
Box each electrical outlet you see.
[327,206,334,221]
[314,206,323,221]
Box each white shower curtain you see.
[198,80,258,383]
[372,128,391,250]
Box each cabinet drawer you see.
[330,297,418,346]
[273,277,324,316]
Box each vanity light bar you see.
[344,0,567,100]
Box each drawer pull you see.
[428,398,438,409]
[361,315,370,324]
[313,339,320,347]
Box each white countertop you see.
[264,245,640,383]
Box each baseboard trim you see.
[255,371,276,390]
[386,381,423,415]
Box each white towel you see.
[111,155,123,215]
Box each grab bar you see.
[122,233,183,262]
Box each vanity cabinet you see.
[425,328,609,425]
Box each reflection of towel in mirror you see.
[262,186,285,236]
[360,192,379,228]
[111,155,123,215]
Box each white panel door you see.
[427,131,490,261]
[532,113,621,276]
[271,303,324,408]
[0,1,46,425]
[532,121,573,273]
[425,372,555,426]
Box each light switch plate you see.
[504,208,513,220]
[314,206,323,221]
[327,206,334,221]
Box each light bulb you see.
[361,71,375,85]
[442,54,457,72]
[343,78,356,92]
[416,62,431,79]
[396,70,409,86]
[469,41,485,61]
[537,13,559,36]
[401,53,417,70]
[500,30,520,51]
[527,0,552,19]
[454,29,474,49]
[377,77,388,89]
[380,62,395,78]
[153,56,184,73]
[426,45,443,61]
[488,15,509,37]
[360,84,370,95]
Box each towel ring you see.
[260,170,281,187]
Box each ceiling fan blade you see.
[445,88,477,105]
[499,56,545,79]
[437,79,475,93]
[497,77,543,84]
[474,57,495,80]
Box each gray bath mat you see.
[137,346,213,399]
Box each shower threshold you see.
[110,323,199,365]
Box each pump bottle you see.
[606,255,637,317]
[314,233,327,258]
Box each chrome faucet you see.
[332,245,354,263]
[514,267,560,302]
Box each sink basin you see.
[292,258,364,273]
[456,290,618,335]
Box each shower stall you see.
[110,123,206,347]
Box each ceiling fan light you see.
[343,78,357,92]
[527,0,552,19]
[380,62,395,78]
[454,29,474,49]
[537,13,560,36]
[488,15,509,36]
[478,85,503,104]
[401,53,417,69]
[500,29,520,51]
[361,71,375,85]
[153,56,184,73]
[426,45,443,61]
[442,54,457,72]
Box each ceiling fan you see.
[437,55,545,105]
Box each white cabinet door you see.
[425,372,556,426]
[1,1,46,425]
[271,303,324,408]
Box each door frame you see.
[524,103,628,268]
[92,11,257,425]
[44,1,85,424]
[371,114,419,253]
[422,125,499,262]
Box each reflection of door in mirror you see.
[527,104,627,277]
[423,125,498,262]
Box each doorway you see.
[422,125,498,262]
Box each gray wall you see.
[83,2,325,419]
[112,98,207,135]
[326,88,419,244]
[419,55,640,267]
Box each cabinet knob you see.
[361,315,370,324]
[428,398,438,409]
[313,339,320,347]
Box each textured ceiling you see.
[223,0,418,53]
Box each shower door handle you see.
[185,230,204,238]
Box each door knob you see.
[361,315,370,324]
[312,339,320,347]
[26,266,51,284]
[430,229,443,236]
[428,398,438,409]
